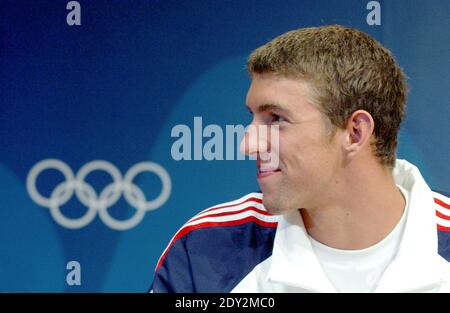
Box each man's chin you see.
[261,192,301,215]
[261,196,285,215]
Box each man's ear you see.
[343,110,374,153]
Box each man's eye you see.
[270,113,285,123]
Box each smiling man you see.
[151,25,450,293]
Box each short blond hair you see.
[247,25,407,168]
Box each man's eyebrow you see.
[246,103,291,115]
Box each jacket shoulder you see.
[151,192,279,292]
[433,190,450,263]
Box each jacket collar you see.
[267,209,336,292]
[375,160,445,292]
[267,159,446,292]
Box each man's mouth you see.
[257,167,281,178]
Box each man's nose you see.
[239,124,269,157]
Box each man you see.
[151,25,450,292]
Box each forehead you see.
[246,73,318,115]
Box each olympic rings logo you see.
[26,159,171,231]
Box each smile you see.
[257,167,281,178]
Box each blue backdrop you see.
[0,0,448,292]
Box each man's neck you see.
[301,159,406,250]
